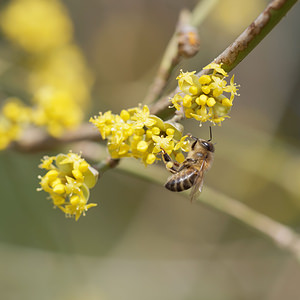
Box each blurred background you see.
[0,0,300,299]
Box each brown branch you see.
[150,0,298,118]
[10,123,100,152]
[143,10,197,105]
[143,0,219,105]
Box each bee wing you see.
[190,160,205,202]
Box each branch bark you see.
[150,0,298,117]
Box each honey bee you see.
[161,127,214,201]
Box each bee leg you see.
[187,133,199,150]
[160,149,181,174]
[186,158,198,163]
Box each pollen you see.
[166,162,173,169]
[175,152,185,163]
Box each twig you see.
[10,123,100,152]
[150,0,298,117]
[143,0,219,105]
[116,158,300,261]
[6,0,298,152]
[201,188,300,259]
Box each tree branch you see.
[10,123,99,152]
[150,0,298,117]
[143,0,219,105]
[115,158,300,261]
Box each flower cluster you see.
[171,63,239,125]
[38,152,99,220]
[0,0,72,53]
[0,0,92,147]
[90,105,190,165]
[0,98,32,149]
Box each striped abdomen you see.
[165,167,198,192]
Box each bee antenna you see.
[208,126,213,142]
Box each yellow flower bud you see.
[213,87,223,98]
[185,108,194,118]
[182,95,192,107]
[195,94,207,105]
[46,170,59,181]
[201,86,210,94]
[199,75,211,84]
[137,140,148,152]
[79,161,89,173]
[53,184,65,194]
[70,195,80,205]
[120,109,130,121]
[146,153,156,165]
[222,98,233,107]
[166,128,175,136]
[152,127,160,135]
[50,178,62,187]
[189,86,199,95]
[135,128,145,136]
[72,169,83,180]
[207,97,216,107]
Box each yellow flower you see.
[38,152,98,220]
[0,1,92,142]
[152,135,174,155]
[32,87,83,137]
[0,97,32,149]
[0,0,72,53]
[29,45,92,105]
[90,105,190,165]
[174,135,190,152]
[170,63,239,125]
[131,105,156,129]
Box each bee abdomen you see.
[165,169,198,192]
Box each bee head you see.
[190,138,214,152]
[200,140,215,152]
[189,127,215,153]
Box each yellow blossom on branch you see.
[90,105,190,165]
[31,87,84,137]
[170,63,239,125]
[0,0,93,147]
[38,152,98,220]
[0,98,32,149]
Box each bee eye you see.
[202,141,214,152]
[202,141,209,149]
